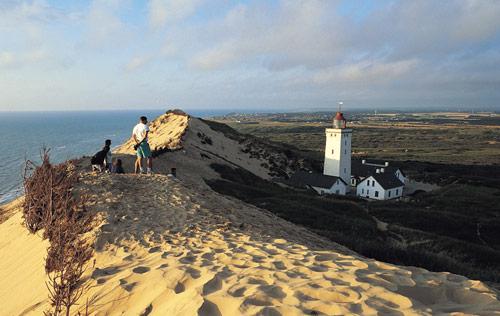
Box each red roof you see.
[334,112,345,121]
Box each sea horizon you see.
[0,109,239,205]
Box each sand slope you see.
[115,112,189,155]
[1,173,499,315]
[0,209,49,315]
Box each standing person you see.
[132,116,153,174]
[104,139,112,172]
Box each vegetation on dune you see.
[23,150,95,316]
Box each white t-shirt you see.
[133,123,149,142]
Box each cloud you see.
[125,55,152,71]
[313,59,420,85]
[148,0,203,29]
[1,0,500,110]
[84,0,129,47]
[189,1,346,71]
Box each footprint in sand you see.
[203,274,223,295]
[92,266,121,278]
[272,261,287,270]
[174,282,185,294]
[148,246,161,253]
[257,307,281,316]
[258,285,287,300]
[180,255,197,264]
[157,263,169,269]
[133,266,151,274]
[140,304,153,316]
[197,299,222,316]
[185,267,201,279]
[119,280,138,292]
[229,286,247,297]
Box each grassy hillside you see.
[203,118,500,284]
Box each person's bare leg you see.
[135,157,142,174]
[147,157,152,170]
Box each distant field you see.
[220,120,500,165]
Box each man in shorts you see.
[132,116,153,174]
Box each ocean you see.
[0,109,232,204]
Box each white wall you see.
[356,176,404,200]
[312,180,347,196]
[356,176,385,200]
[324,128,352,188]
[384,186,404,199]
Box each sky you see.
[1,0,500,111]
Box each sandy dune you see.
[115,112,189,155]
[1,173,499,315]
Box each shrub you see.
[23,150,95,316]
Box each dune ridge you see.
[115,112,189,155]
[1,173,499,315]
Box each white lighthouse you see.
[323,109,352,190]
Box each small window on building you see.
[367,180,370,186]
[372,181,375,187]
[388,191,391,197]
[396,189,399,195]
[375,191,379,197]
[362,188,364,194]
[367,189,370,194]
[336,190,339,194]
[344,149,347,154]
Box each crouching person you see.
[91,140,111,172]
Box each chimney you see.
[376,168,380,174]
[385,161,389,167]
[362,159,366,164]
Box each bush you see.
[23,150,95,316]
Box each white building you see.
[351,159,406,186]
[287,171,348,195]
[355,169,404,200]
[323,112,352,191]
[286,110,406,200]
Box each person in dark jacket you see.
[91,142,111,172]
